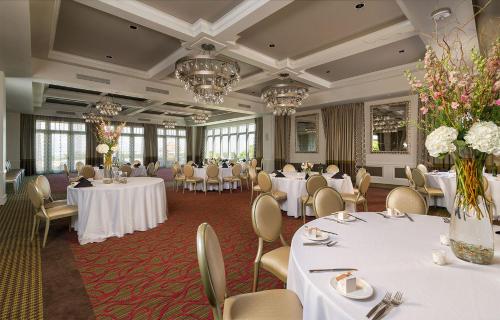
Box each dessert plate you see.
[330,274,373,299]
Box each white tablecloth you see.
[426,172,500,218]
[271,173,355,218]
[67,177,167,245]
[187,167,238,191]
[93,166,148,179]
[287,213,500,320]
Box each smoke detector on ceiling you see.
[431,8,451,21]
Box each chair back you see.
[27,182,44,212]
[80,165,95,179]
[313,186,344,218]
[231,163,242,176]
[283,164,296,172]
[206,164,219,178]
[76,161,84,174]
[154,161,160,174]
[251,158,257,168]
[5,160,11,171]
[355,168,367,188]
[405,165,413,186]
[35,175,52,200]
[186,160,194,166]
[249,167,258,184]
[386,187,427,215]
[184,164,194,178]
[63,164,70,178]
[196,223,226,319]
[326,164,339,174]
[257,171,272,193]
[147,163,155,176]
[411,168,426,188]
[306,175,327,197]
[172,163,180,176]
[120,165,132,177]
[417,164,428,174]
[252,193,282,242]
[358,173,371,196]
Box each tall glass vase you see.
[449,154,494,265]
[103,153,113,184]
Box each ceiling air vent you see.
[76,74,111,84]
[145,86,170,95]
[137,118,151,122]
[238,103,251,109]
[56,111,76,116]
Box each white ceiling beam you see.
[294,72,331,89]
[147,47,190,80]
[233,71,275,91]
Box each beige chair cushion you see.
[206,178,220,184]
[418,187,444,197]
[38,205,78,220]
[186,177,203,183]
[253,185,262,192]
[341,193,366,204]
[175,175,185,181]
[260,246,290,283]
[44,200,68,209]
[223,289,302,320]
[272,191,287,201]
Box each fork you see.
[366,292,391,318]
[375,212,389,219]
[372,291,403,320]
[303,240,333,246]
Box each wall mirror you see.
[295,114,319,153]
[370,101,409,153]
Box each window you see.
[157,128,187,166]
[205,122,255,160]
[35,119,86,173]
[116,125,144,163]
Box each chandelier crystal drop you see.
[95,96,122,117]
[162,117,177,129]
[82,112,103,124]
[191,112,209,125]
[175,44,240,105]
[261,73,309,116]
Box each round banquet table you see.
[287,213,500,320]
[67,177,167,245]
[271,172,355,218]
[187,166,238,191]
[426,172,500,219]
[93,165,148,179]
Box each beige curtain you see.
[20,114,36,175]
[194,126,206,163]
[186,127,193,162]
[255,117,263,164]
[144,124,158,165]
[321,103,364,178]
[85,122,99,166]
[274,115,291,170]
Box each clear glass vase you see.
[103,153,113,183]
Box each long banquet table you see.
[287,213,500,319]
[67,177,167,245]
[271,172,355,218]
[426,172,500,218]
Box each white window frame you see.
[157,127,187,166]
[116,125,145,164]
[205,122,255,160]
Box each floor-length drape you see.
[321,103,364,178]
[20,114,36,175]
[144,124,158,165]
[194,126,206,163]
[186,127,193,162]
[274,115,291,170]
[85,122,100,166]
[255,117,263,164]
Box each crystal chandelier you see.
[82,111,102,124]
[175,44,240,104]
[95,95,122,116]
[261,73,309,116]
[191,112,209,125]
[372,115,405,133]
[162,116,177,129]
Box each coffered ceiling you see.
[238,78,312,97]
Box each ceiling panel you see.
[138,0,243,23]
[237,0,405,60]
[53,0,181,70]
[307,36,426,82]
[237,78,312,97]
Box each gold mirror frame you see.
[295,114,319,153]
[370,101,410,154]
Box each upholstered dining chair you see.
[251,193,290,292]
[282,164,296,172]
[205,164,222,195]
[301,175,327,224]
[248,166,261,204]
[146,162,155,176]
[27,182,78,248]
[326,164,340,174]
[412,168,443,207]
[353,167,367,194]
[405,165,415,188]
[120,165,132,177]
[75,161,84,175]
[251,158,258,168]
[172,164,185,192]
[196,223,303,320]
[153,161,160,176]
[417,163,428,174]
[35,175,67,209]
[341,173,371,212]
[223,164,243,193]
[80,165,95,179]
[239,163,250,190]
[386,186,427,215]
[186,160,194,166]
[258,171,287,202]
[313,186,344,218]
[183,164,204,194]
[63,164,80,184]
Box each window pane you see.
[166,137,176,162]
[222,127,228,134]
[122,127,131,134]
[36,132,45,173]
[230,126,237,134]
[178,129,186,137]
[178,137,186,163]
[51,133,68,171]
[221,135,229,159]
[36,120,46,130]
[207,129,213,136]
[213,136,220,158]
[50,121,69,131]
[166,129,176,136]
[73,123,86,132]
[73,134,86,170]
[248,123,256,132]
[247,133,255,159]
[238,134,246,159]
[158,128,164,136]
[119,136,131,163]
[239,125,246,133]
[134,136,144,162]
[134,127,144,134]
[158,137,164,166]
[214,128,220,135]
[206,137,213,158]
[229,135,237,159]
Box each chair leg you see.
[240,181,242,192]
[302,203,306,224]
[31,216,37,241]
[182,182,185,194]
[250,187,254,204]
[205,182,207,196]
[364,201,368,212]
[42,219,50,248]
[252,262,260,292]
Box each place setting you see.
[302,225,338,247]
[324,210,367,224]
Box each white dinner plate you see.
[331,211,356,222]
[330,275,373,300]
[302,230,329,241]
[383,210,406,218]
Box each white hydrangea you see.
[464,121,500,155]
[111,145,119,153]
[425,126,458,157]
[96,144,110,154]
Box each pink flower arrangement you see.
[95,120,126,155]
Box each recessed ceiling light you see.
[129,25,138,30]
[355,3,364,9]
[431,8,451,21]
[269,43,275,48]
[326,70,331,74]
[106,55,113,59]
[398,49,405,54]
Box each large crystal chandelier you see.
[95,95,122,116]
[191,112,209,125]
[162,116,177,129]
[82,111,102,124]
[261,73,309,116]
[175,44,240,104]
[372,115,405,133]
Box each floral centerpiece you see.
[95,121,125,181]
[301,162,313,174]
[405,39,500,264]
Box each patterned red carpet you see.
[45,172,389,319]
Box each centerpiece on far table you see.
[301,162,313,178]
[95,121,125,183]
[406,39,500,264]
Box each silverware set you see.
[303,240,337,247]
[309,267,358,273]
[443,217,450,223]
[366,291,404,320]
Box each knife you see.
[404,212,414,222]
[348,214,368,222]
[309,268,358,273]
[324,217,345,224]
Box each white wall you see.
[289,109,326,164]
[6,111,20,169]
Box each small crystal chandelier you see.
[175,44,240,104]
[191,112,209,125]
[261,73,309,116]
[95,95,122,116]
[162,116,177,129]
[82,111,102,124]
